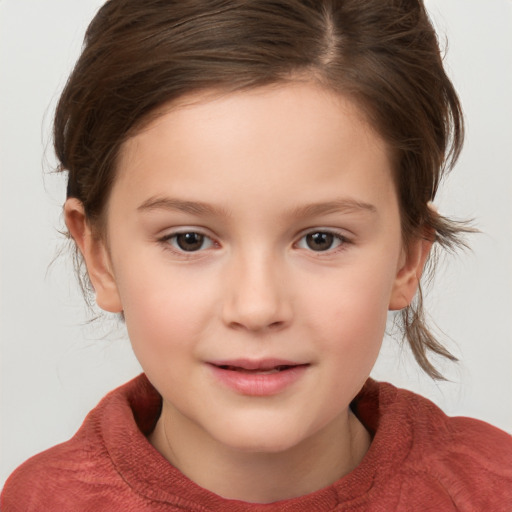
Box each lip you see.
[207,359,309,396]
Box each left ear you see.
[389,235,433,311]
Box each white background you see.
[1,0,511,488]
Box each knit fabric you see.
[2,374,511,511]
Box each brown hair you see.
[55,0,472,379]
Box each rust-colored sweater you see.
[2,375,511,511]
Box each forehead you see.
[113,82,396,216]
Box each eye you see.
[296,231,346,252]
[165,232,215,252]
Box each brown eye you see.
[174,232,208,252]
[297,231,345,252]
[306,232,334,251]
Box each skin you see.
[65,82,431,503]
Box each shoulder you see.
[387,383,512,467]
[1,375,161,511]
[1,435,116,511]
[369,381,512,510]
[416,414,512,510]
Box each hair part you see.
[55,0,473,379]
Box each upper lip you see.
[208,358,308,371]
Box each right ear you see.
[64,198,123,313]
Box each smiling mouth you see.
[216,364,299,374]
[208,360,309,395]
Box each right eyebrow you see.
[137,196,230,217]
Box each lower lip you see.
[208,364,308,396]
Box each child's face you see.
[74,82,425,454]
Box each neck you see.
[149,404,371,503]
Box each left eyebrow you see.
[289,198,378,218]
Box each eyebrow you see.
[137,197,229,217]
[290,198,377,218]
[137,196,377,218]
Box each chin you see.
[212,422,308,455]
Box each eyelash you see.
[157,229,351,256]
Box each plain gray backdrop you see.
[1,0,511,487]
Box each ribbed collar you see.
[98,374,413,511]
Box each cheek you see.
[114,262,219,361]
[327,292,387,366]
[312,259,395,321]
[305,259,396,359]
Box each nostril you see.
[227,320,285,331]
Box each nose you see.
[221,251,293,332]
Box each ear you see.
[64,198,123,313]
[389,235,433,311]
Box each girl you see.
[2,0,511,510]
